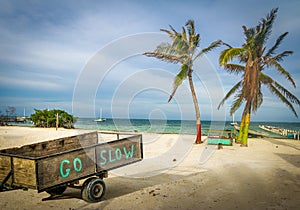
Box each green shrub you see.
[30,109,77,128]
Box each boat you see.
[230,114,238,126]
[234,125,269,137]
[259,124,299,139]
[94,108,106,122]
[259,125,283,135]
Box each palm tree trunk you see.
[241,112,251,146]
[236,114,246,144]
[240,102,251,147]
[188,70,202,144]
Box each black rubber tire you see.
[81,177,97,194]
[45,185,67,195]
[81,178,106,202]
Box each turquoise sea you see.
[12,118,299,139]
[73,118,300,139]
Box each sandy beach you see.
[0,126,299,210]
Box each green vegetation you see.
[218,8,300,146]
[144,20,222,144]
[30,109,77,129]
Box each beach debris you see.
[149,190,155,194]
[149,188,161,196]
[173,158,177,162]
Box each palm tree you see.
[218,8,300,146]
[144,20,222,143]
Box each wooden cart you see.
[0,131,143,202]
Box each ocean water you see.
[74,118,300,138]
[11,118,299,138]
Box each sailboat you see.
[94,108,106,122]
[230,113,238,126]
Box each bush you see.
[30,109,77,128]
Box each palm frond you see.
[274,82,300,105]
[143,52,184,64]
[271,50,293,62]
[252,88,263,113]
[259,72,273,84]
[219,48,246,66]
[230,91,244,115]
[185,20,195,38]
[265,32,289,57]
[266,58,296,87]
[221,41,233,48]
[160,29,176,40]
[182,27,187,41]
[243,25,255,41]
[218,81,242,109]
[260,8,278,42]
[222,64,245,75]
[193,40,222,60]
[266,82,298,117]
[168,63,190,102]
[169,24,179,36]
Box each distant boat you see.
[230,114,238,126]
[94,108,106,122]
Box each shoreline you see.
[2,124,299,141]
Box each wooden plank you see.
[0,155,12,186]
[37,147,96,191]
[0,131,98,158]
[13,157,37,189]
[96,135,143,171]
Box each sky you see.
[0,0,299,122]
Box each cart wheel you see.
[81,178,106,202]
[81,177,96,192]
[46,185,67,195]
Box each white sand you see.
[0,126,299,209]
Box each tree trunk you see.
[188,70,202,144]
[241,113,251,146]
[236,114,246,144]
[240,102,251,147]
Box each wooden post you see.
[56,113,58,131]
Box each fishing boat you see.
[234,125,269,137]
[259,124,299,139]
[258,125,283,135]
[94,108,106,122]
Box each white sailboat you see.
[230,113,238,126]
[94,108,106,122]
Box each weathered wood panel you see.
[0,155,12,185]
[96,135,143,171]
[13,157,37,188]
[0,131,98,158]
[37,147,96,190]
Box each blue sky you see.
[0,0,299,122]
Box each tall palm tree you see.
[218,8,300,146]
[144,20,222,144]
